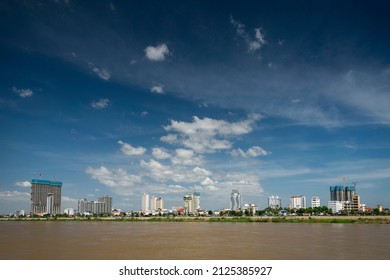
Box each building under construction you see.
[329,185,360,212]
[30,179,62,215]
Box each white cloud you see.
[15,181,32,188]
[150,85,165,94]
[230,16,266,53]
[231,146,269,158]
[171,149,203,166]
[161,114,261,153]
[118,140,146,156]
[152,147,172,160]
[12,86,33,98]
[160,134,178,144]
[145,43,170,61]
[85,166,142,195]
[91,98,110,109]
[93,67,111,80]
[140,159,211,184]
[291,98,302,104]
[0,191,30,202]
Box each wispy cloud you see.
[0,191,30,202]
[93,67,111,80]
[118,140,147,156]
[230,16,266,53]
[231,146,269,158]
[91,98,110,109]
[12,86,33,98]
[145,43,170,61]
[15,181,32,188]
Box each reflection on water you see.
[0,222,389,260]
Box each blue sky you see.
[1,0,389,213]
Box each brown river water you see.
[0,222,389,260]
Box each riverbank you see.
[1,215,389,223]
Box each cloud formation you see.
[91,98,110,109]
[0,191,30,202]
[231,146,269,158]
[93,67,111,80]
[145,43,170,61]
[230,16,266,53]
[118,140,147,156]
[84,114,265,203]
[150,85,165,94]
[152,147,171,160]
[12,86,33,98]
[85,166,142,195]
[15,181,32,188]
[161,114,261,153]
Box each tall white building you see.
[311,196,321,208]
[142,193,149,213]
[230,190,242,210]
[46,193,54,215]
[268,195,281,209]
[183,192,200,215]
[290,195,306,209]
[150,196,157,212]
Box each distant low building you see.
[64,208,75,216]
[15,210,25,217]
[328,201,343,214]
[268,195,281,209]
[311,196,321,208]
[78,196,112,215]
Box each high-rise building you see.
[156,197,164,210]
[30,179,62,215]
[150,196,157,212]
[98,195,112,214]
[329,185,360,212]
[183,192,201,215]
[311,196,321,208]
[290,195,306,209]
[46,193,54,214]
[230,190,242,210]
[268,195,281,209]
[193,192,200,210]
[142,193,149,213]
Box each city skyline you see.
[1,1,390,213]
[1,177,380,215]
